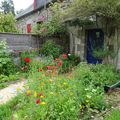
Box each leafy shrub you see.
[41,40,62,59]
[56,53,80,73]
[0,40,16,75]
[19,49,39,73]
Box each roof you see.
[16,0,52,20]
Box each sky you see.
[0,0,33,11]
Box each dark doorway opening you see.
[86,29,104,64]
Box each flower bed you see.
[0,60,120,119]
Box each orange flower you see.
[38,68,43,72]
[56,58,61,61]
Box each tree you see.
[0,12,17,32]
[1,0,15,15]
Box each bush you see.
[41,40,62,59]
[0,40,16,75]
[59,54,81,73]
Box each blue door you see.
[86,29,104,64]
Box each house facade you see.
[16,0,52,33]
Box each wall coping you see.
[0,32,38,36]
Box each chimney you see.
[34,0,37,10]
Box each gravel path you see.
[0,80,26,104]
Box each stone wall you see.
[0,33,40,51]
[68,26,85,61]
[0,32,69,52]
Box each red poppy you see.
[47,66,51,70]
[38,93,42,97]
[36,98,41,104]
[58,61,62,66]
[14,50,20,53]
[62,54,67,59]
[24,57,30,63]
[38,68,43,72]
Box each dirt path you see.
[0,80,26,104]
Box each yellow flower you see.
[70,92,73,96]
[23,85,26,88]
[26,90,31,96]
[16,88,20,91]
[42,82,45,86]
[80,105,85,110]
[86,100,89,103]
[50,92,54,95]
[40,95,44,98]
[42,74,45,77]
[41,102,46,105]
[27,90,30,94]
[58,78,62,81]
[63,82,67,85]
[34,91,37,97]
[49,79,53,82]
[80,105,83,109]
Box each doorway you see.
[86,29,104,64]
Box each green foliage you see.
[64,0,120,21]
[41,40,62,58]
[58,54,80,73]
[0,74,19,89]
[0,12,17,32]
[0,40,16,75]
[93,47,109,59]
[32,2,66,36]
[105,109,120,120]
[19,49,39,67]
[93,46,118,59]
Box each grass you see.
[0,94,23,120]
[105,109,120,120]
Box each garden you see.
[0,0,120,120]
[0,39,120,120]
